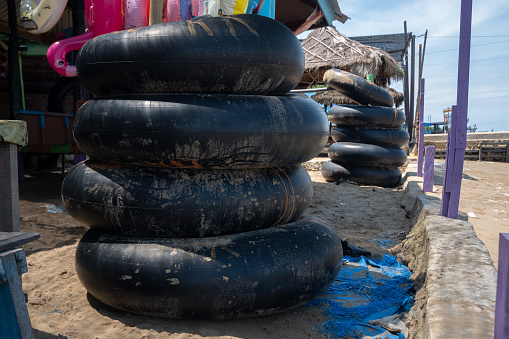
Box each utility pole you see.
[412,43,423,156]
[403,21,411,145]
[409,35,415,146]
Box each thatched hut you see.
[298,26,404,89]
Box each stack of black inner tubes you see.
[61,15,343,320]
[320,69,409,187]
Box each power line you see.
[428,34,509,38]
[426,55,509,66]
[427,39,509,54]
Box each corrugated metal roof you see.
[350,33,412,63]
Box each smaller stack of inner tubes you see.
[322,69,408,187]
[66,14,343,320]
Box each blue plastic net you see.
[307,255,413,339]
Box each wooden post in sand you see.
[423,146,435,193]
[0,142,20,232]
[440,0,472,219]
[417,78,425,177]
[495,233,509,338]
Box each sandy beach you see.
[17,157,507,338]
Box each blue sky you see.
[302,0,509,132]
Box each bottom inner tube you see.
[75,217,343,320]
[328,142,407,168]
[331,127,409,148]
[321,161,402,187]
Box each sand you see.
[17,158,506,338]
[427,159,509,268]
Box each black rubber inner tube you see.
[73,93,329,168]
[62,161,313,238]
[323,69,394,107]
[331,127,410,148]
[75,217,343,320]
[321,161,402,187]
[327,104,406,128]
[328,142,407,168]
[76,15,304,96]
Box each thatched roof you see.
[298,26,405,89]
[311,87,404,108]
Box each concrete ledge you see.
[424,132,509,152]
[396,164,497,338]
[424,132,509,142]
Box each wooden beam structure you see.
[0,22,54,45]
[440,0,473,219]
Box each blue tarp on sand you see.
[307,255,414,338]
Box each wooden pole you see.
[6,0,20,120]
[440,0,472,219]
[420,30,428,81]
[412,43,423,156]
[72,0,90,106]
[417,78,425,176]
[0,142,20,232]
[409,36,416,145]
[403,22,412,143]
[495,233,509,338]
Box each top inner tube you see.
[324,69,394,108]
[76,15,305,96]
[328,105,406,128]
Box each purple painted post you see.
[417,78,425,177]
[440,0,472,219]
[495,233,509,338]
[423,146,435,192]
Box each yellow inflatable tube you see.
[20,0,68,34]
